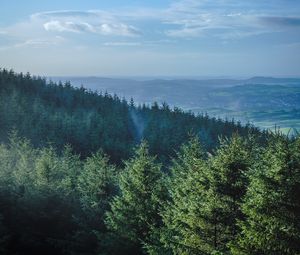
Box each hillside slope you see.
[51,76,300,132]
[0,69,263,163]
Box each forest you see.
[0,69,299,255]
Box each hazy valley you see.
[52,76,300,133]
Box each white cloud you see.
[43,20,140,36]
[227,13,242,17]
[161,0,300,38]
[38,10,140,36]
[44,21,95,33]
[100,23,140,36]
[0,36,65,51]
[103,42,141,46]
[0,0,299,51]
[16,36,65,47]
[166,27,205,37]
[0,9,141,45]
[31,10,101,19]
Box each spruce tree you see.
[59,145,82,195]
[105,141,163,254]
[76,151,117,254]
[232,135,300,255]
[157,137,209,255]
[78,151,116,217]
[203,135,255,254]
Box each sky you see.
[0,0,300,77]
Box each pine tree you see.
[105,141,163,254]
[5,132,37,196]
[76,151,117,254]
[157,137,209,255]
[59,145,82,195]
[78,151,116,218]
[203,135,255,254]
[35,146,59,188]
[232,135,300,255]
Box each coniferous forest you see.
[0,69,299,255]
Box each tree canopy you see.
[0,69,298,255]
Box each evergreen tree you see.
[35,146,59,188]
[59,145,82,195]
[202,135,255,254]
[75,151,117,254]
[157,137,209,255]
[105,142,163,254]
[232,135,300,255]
[78,151,116,217]
[5,132,37,196]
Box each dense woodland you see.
[0,69,263,164]
[0,69,299,255]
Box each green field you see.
[194,108,300,134]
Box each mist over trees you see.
[0,69,299,255]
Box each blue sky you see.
[0,0,300,76]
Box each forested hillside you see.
[56,76,300,133]
[0,69,262,163]
[0,69,299,255]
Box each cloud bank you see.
[39,10,140,36]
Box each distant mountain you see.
[246,76,300,84]
[49,76,300,110]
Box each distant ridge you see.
[49,76,300,108]
[247,76,300,84]
[48,75,300,133]
[50,76,300,90]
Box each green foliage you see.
[78,151,116,214]
[0,68,263,164]
[156,137,209,255]
[73,152,117,254]
[158,135,256,255]
[105,142,164,254]
[0,130,298,255]
[203,135,255,254]
[0,69,297,255]
[60,145,82,194]
[232,136,300,255]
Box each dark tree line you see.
[0,69,264,164]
